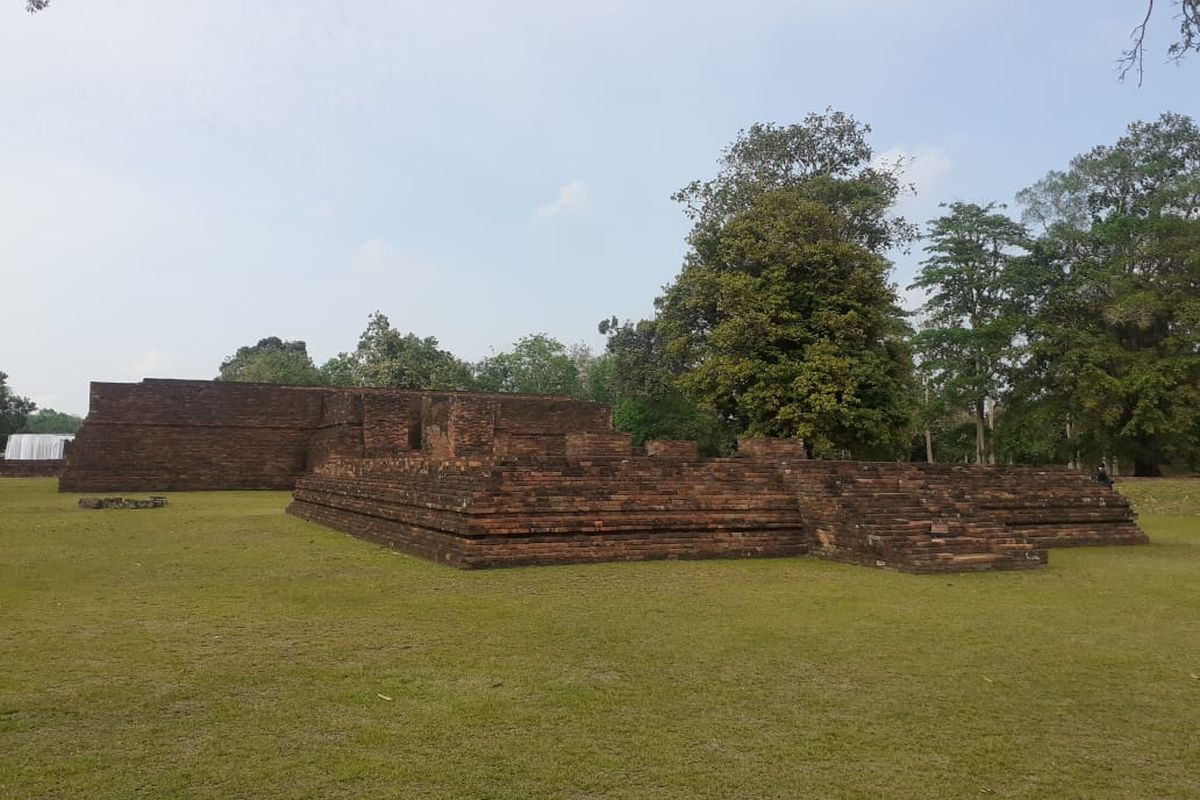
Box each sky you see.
[1,0,1195,415]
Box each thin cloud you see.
[532,180,589,223]
[874,145,954,204]
[129,348,173,378]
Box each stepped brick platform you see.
[61,379,1149,573]
[289,454,810,568]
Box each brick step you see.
[293,489,806,537]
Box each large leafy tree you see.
[606,111,917,458]
[1012,113,1200,475]
[657,188,915,458]
[473,334,582,396]
[0,372,37,451]
[216,337,324,385]
[910,202,1030,464]
[351,312,472,390]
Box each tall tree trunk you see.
[974,397,986,465]
[986,398,995,464]
[1066,420,1075,469]
[923,383,934,463]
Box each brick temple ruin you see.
[59,379,1149,573]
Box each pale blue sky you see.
[1,0,1194,414]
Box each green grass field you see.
[1,477,1197,799]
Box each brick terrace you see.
[60,379,1148,573]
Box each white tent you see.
[3,433,74,460]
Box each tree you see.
[595,317,729,452]
[605,112,918,458]
[20,408,83,434]
[569,344,617,404]
[1012,114,1200,474]
[25,1,50,12]
[1121,1,1200,84]
[0,372,37,451]
[598,317,679,399]
[612,394,735,454]
[351,312,472,390]
[1018,113,1200,226]
[657,188,916,458]
[318,353,358,387]
[473,334,582,396]
[216,337,324,385]
[910,202,1030,464]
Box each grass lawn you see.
[1,477,1198,799]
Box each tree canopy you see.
[672,110,915,254]
[910,202,1030,464]
[658,188,915,458]
[350,312,472,390]
[216,337,324,385]
[474,335,582,396]
[1000,113,1200,474]
[599,111,919,458]
[20,408,83,434]
[318,352,357,387]
[0,372,37,450]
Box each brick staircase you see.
[780,461,1146,573]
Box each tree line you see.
[214,110,1199,475]
[913,113,1200,476]
[0,372,83,450]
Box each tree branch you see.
[1119,0,1156,85]
[1168,0,1200,62]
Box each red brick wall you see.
[362,394,421,455]
[564,432,633,457]
[60,380,617,491]
[646,440,699,459]
[737,436,807,459]
[447,397,499,457]
[0,459,63,478]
